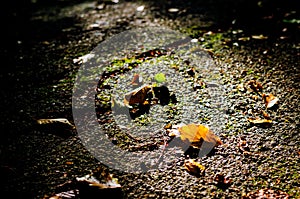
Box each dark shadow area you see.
[146,0,299,38]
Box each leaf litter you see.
[245,80,279,126]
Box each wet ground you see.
[1,0,299,198]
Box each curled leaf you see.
[124,84,152,106]
[178,123,222,148]
[248,118,272,124]
[184,159,205,176]
[262,93,279,108]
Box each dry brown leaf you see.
[178,123,222,147]
[184,159,205,176]
[130,74,143,86]
[124,84,152,106]
[248,118,272,124]
[214,173,232,188]
[248,80,263,93]
[262,93,279,108]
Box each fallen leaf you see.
[37,118,75,129]
[36,118,76,137]
[164,123,172,129]
[261,110,271,119]
[76,174,121,189]
[251,34,268,40]
[262,93,279,108]
[130,73,143,86]
[238,37,251,41]
[243,188,289,199]
[248,118,272,124]
[124,84,152,106]
[154,73,166,83]
[184,159,205,176]
[248,80,263,93]
[178,123,222,148]
[214,173,232,188]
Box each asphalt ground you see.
[0,0,299,198]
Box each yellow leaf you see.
[184,159,205,176]
[178,123,222,147]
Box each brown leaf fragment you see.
[248,118,272,124]
[248,80,263,93]
[164,123,172,129]
[184,159,205,176]
[124,84,152,106]
[242,188,289,199]
[130,73,143,86]
[178,123,222,148]
[214,173,232,188]
[238,138,250,153]
[261,110,271,119]
[262,93,279,108]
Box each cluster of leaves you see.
[245,80,279,126]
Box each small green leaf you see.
[154,73,166,83]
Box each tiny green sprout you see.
[154,73,166,83]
